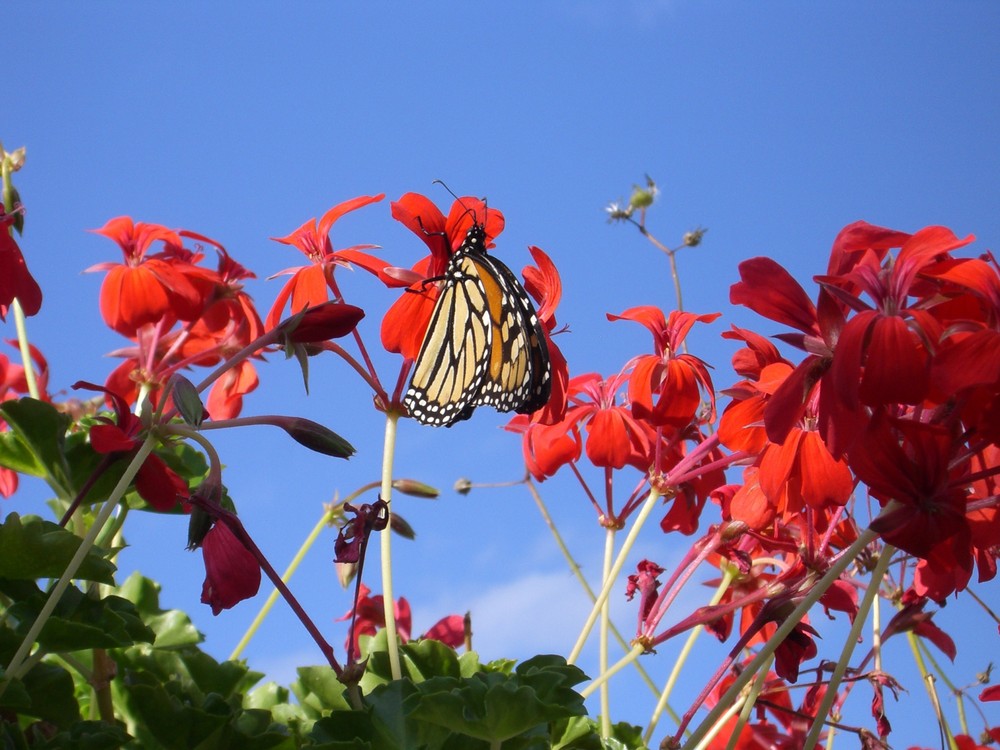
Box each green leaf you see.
[0,398,73,493]
[30,721,131,750]
[116,572,203,648]
[17,659,80,728]
[4,582,154,651]
[399,638,462,682]
[0,513,116,583]
[293,665,352,714]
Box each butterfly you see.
[403,219,551,426]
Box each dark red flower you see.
[625,559,665,623]
[74,381,188,511]
[0,208,42,319]
[199,520,261,615]
[279,301,366,344]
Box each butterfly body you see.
[404,222,551,427]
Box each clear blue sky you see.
[7,3,999,745]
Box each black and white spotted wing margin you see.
[404,223,552,427]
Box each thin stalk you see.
[723,653,774,750]
[906,631,956,749]
[526,479,660,696]
[599,526,615,738]
[379,411,402,679]
[568,487,661,665]
[644,567,735,745]
[2,437,155,686]
[230,501,341,660]
[802,543,895,750]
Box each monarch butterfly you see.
[404,219,552,426]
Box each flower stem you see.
[568,487,661,665]
[2,437,156,687]
[643,567,735,745]
[230,501,342,660]
[526,479,660,695]
[802,543,894,750]
[599,526,615,738]
[379,411,402,679]
[679,515,885,749]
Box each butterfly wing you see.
[404,226,551,427]
[464,252,551,416]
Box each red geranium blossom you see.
[199,520,261,615]
[0,208,42,319]
[337,583,464,661]
[608,306,719,429]
[265,194,386,330]
[88,217,204,336]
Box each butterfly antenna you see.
[433,179,481,225]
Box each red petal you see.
[200,522,261,615]
[731,257,819,335]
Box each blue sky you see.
[7,3,1000,745]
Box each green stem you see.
[380,412,402,679]
[643,567,735,745]
[906,630,956,748]
[526,479,660,695]
[11,300,39,399]
[723,653,773,750]
[567,487,662,665]
[802,543,895,750]
[599,526,615,738]
[2,437,156,685]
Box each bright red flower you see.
[381,193,504,360]
[199,520,261,615]
[75,381,189,511]
[0,208,42,319]
[88,217,205,335]
[265,194,386,330]
[565,373,653,471]
[609,307,719,428]
[522,245,569,424]
[505,414,582,481]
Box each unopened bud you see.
[170,374,206,427]
[390,512,416,540]
[392,478,439,498]
[720,519,749,542]
[281,417,356,458]
[629,186,655,210]
[453,477,473,495]
[336,561,357,589]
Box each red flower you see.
[568,373,653,471]
[850,415,969,560]
[75,381,189,511]
[0,209,42,319]
[381,193,504,360]
[521,245,569,424]
[265,194,386,330]
[505,414,582,481]
[730,221,913,457]
[608,307,719,428]
[88,217,204,336]
[278,301,365,344]
[199,520,261,615]
[338,583,464,659]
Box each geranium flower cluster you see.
[2,164,997,746]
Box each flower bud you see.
[280,417,356,458]
[279,301,364,344]
[683,227,706,247]
[390,512,415,540]
[453,477,473,495]
[392,478,439,498]
[170,374,206,427]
